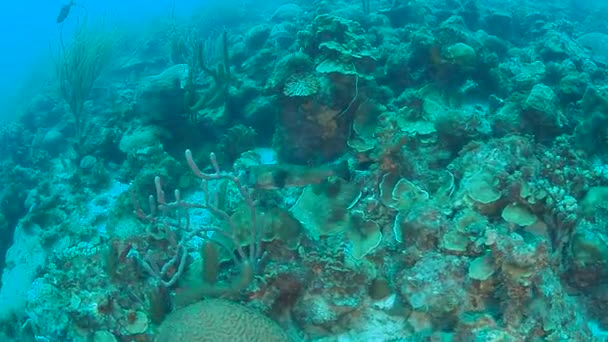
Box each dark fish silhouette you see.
[56,0,75,23]
[245,160,351,190]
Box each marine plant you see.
[361,0,371,14]
[55,22,114,149]
[175,28,232,121]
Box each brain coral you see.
[156,299,292,342]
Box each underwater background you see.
[2,0,608,340]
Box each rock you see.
[524,84,561,128]
[41,129,66,155]
[444,43,477,67]
[577,32,608,66]
[119,125,169,155]
[134,64,189,123]
[484,12,513,41]
[245,24,271,51]
[270,3,302,22]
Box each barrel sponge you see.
[156,299,291,342]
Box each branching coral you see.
[129,150,262,300]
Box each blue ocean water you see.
[2,0,608,341]
[0,1,183,121]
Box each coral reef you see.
[2,0,608,341]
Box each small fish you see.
[57,0,75,23]
[245,160,351,190]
